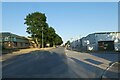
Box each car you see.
[55,45,59,48]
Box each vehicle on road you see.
[55,45,59,48]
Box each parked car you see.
[55,45,59,48]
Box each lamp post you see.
[70,38,73,50]
[42,27,44,48]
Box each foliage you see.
[24,12,63,47]
[65,40,70,46]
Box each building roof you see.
[70,32,120,43]
[92,32,120,35]
[0,32,28,40]
[0,32,30,43]
[85,32,120,37]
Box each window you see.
[14,42,17,47]
[20,43,23,47]
[4,37,9,41]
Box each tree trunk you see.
[53,42,55,47]
[35,38,39,48]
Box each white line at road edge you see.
[101,62,119,78]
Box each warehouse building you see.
[70,32,120,51]
[0,32,32,49]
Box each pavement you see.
[65,49,119,78]
[1,47,119,78]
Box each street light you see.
[70,38,73,50]
[42,27,44,48]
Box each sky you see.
[2,2,118,43]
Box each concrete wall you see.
[70,32,120,51]
[85,34,97,51]
[95,33,120,51]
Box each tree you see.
[24,12,63,48]
[24,12,48,47]
[65,40,70,46]
[46,27,63,47]
[46,27,56,47]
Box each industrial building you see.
[70,32,120,51]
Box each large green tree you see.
[24,12,48,47]
[24,12,63,48]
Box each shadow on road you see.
[68,48,120,62]
[84,59,103,65]
[89,53,119,62]
[70,57,104,78]
[2,49,69,78]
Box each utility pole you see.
[42,27,44,48]
[70,38,73,50]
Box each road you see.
[2,48,76,78]
[2,47,119,78]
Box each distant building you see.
[0,32,36,49]
[70,32,120,51]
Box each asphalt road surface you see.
[2,48,77,78]
[2,47,119,79]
